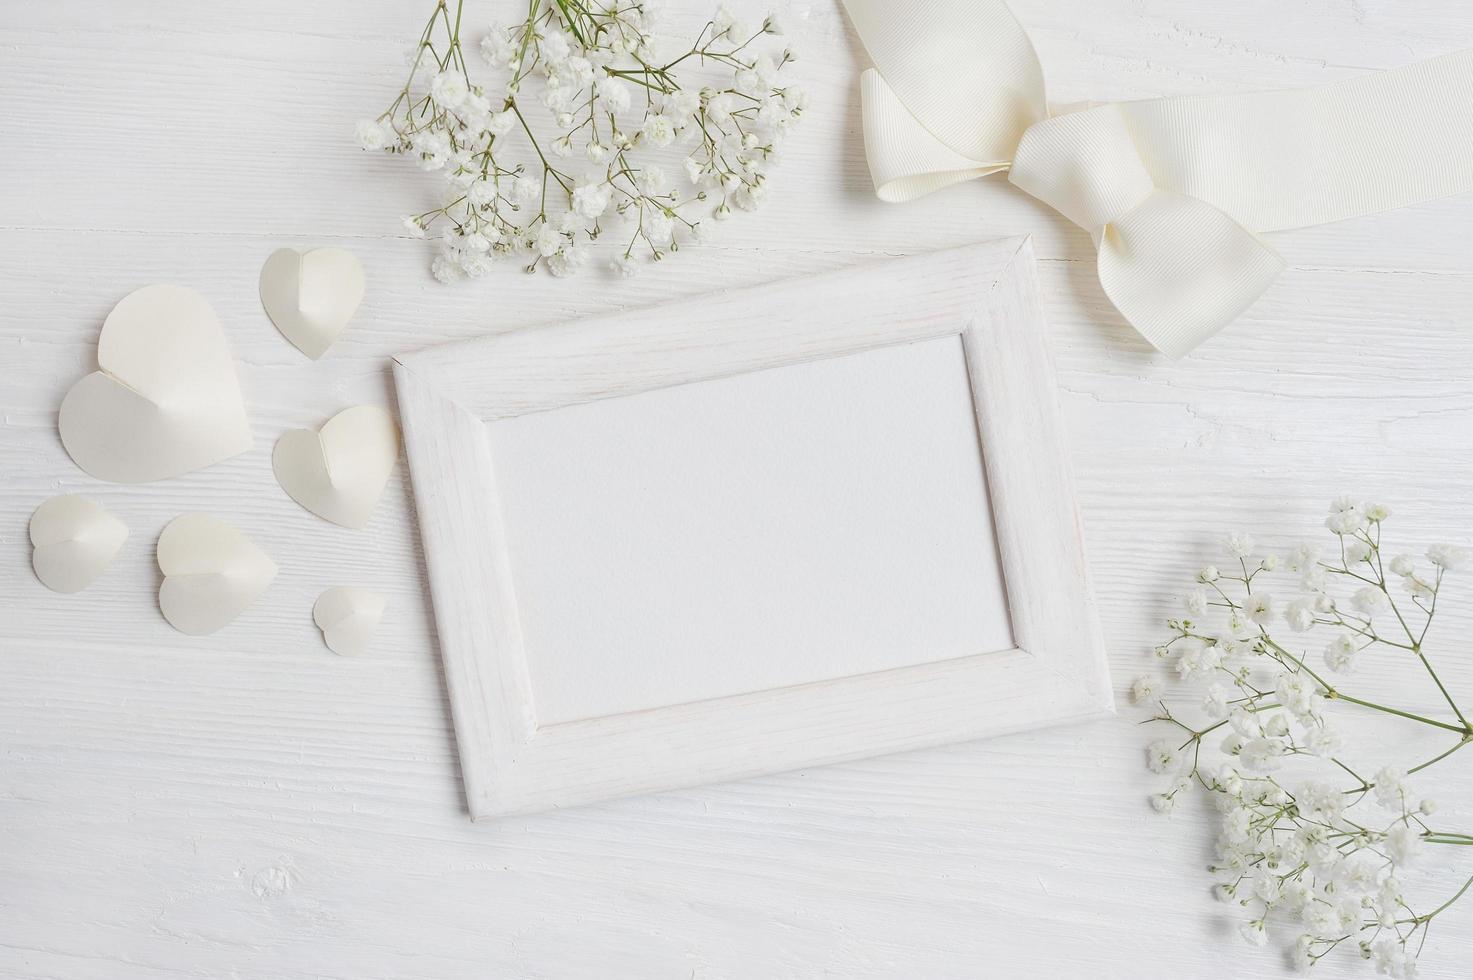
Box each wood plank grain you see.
[3,0,1473,977]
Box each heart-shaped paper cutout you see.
[259,247,365,359]
[30,495,129,593]
[157,513,277,635]
[59,284,252,484]
[272,405,399,529]
[313,587,388,656]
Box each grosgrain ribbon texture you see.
[840,0,1473,357]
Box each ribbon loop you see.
[1010,105,1156,241]
[841,0,1473,355]
[1099,192,1285,358]
[1007,104,1288,356]
[859,70,1008,203]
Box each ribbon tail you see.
[1119,49,1473,234]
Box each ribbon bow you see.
[843,0,1473,356]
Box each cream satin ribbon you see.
[843,0,1473,356]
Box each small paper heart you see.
[157,513,277,635]
[58,285,252,483]
[272,405,399,529]
[30,495,129,593]
[313,587,387,656]
[259,247,365,359]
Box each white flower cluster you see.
[1135,499,1473,976]
[358,0,804,280]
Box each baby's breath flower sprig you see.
[357,0,805,281]
[1136,498,1473,976]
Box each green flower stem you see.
[1413,645,1470,730]
[510,102,571,194]
[1418,569,1444,647]
[1408,735,1473,776]
[447,0,465,70]
[1401,871,1473,925]
[1261,638,1469,735]
[1331,757,1370,788]
[552,0,588,46]
[1333,691,1468,735]
[1380,572,1471,728]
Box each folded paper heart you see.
[29,495,129,593]
[841,0,1473,356]
[157,513,277,635]
[258,247,365,359]
[272,405,399,529]
[58,284,252,482]
[313,587,388,656]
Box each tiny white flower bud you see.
[1428,544,1469,570]
[1129,675,1162,705]
[1239,920,1268,948]
[1225,532,1255,558]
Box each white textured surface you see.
[3,1,1473,978]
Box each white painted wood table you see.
[4,1,1473,977]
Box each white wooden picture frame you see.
[394,238,1112,820]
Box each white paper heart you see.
[313,587,388,656]
[29,495,129,593]
[58,284,252,484]
[157,513,277,636]
[272,405,399,529]
[259,247,365,359]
